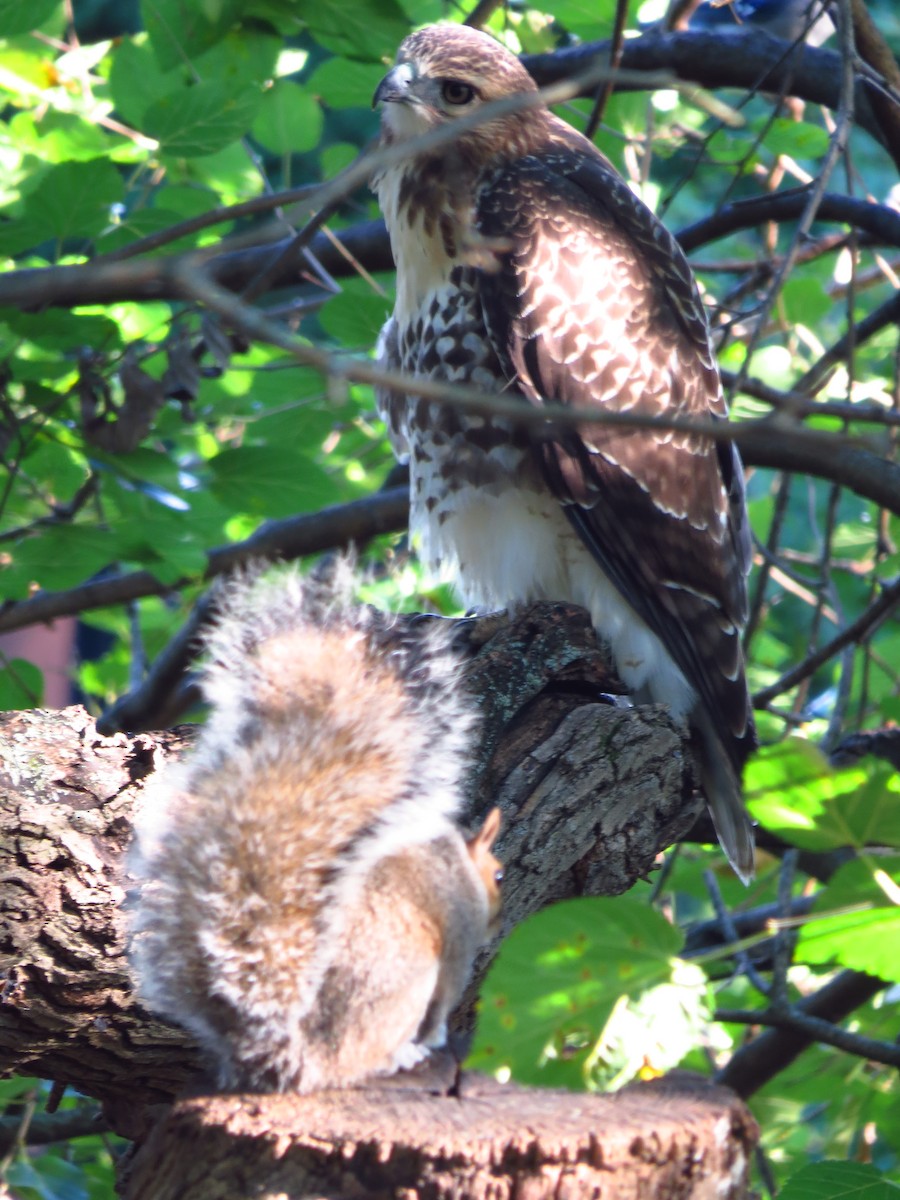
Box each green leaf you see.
[305,0,410,62]
[782,277,832,326]
[746,741,900,851]
[754,116,830,160]
[192,28,282,91]
[5,308,121,353]
[7,1149,93,1200]
[0,0,60,37]
[108,36,178,130]
[8,110,114,164]
[0,160,123,254]
[104,476,208,580]
[142,0,244,71]
[779,1161,900,1199]
[547,0,617,38]
[321,141,360,178]
[207,445,338,517]
[20,438,90,503]
[4,527,118,597]
[143,83,262,158]
[0,659,44,710]
[251,81,323,154]
[319,288,390,349]
[797,855,900,977]
[469,898,685,1089]
[308,57,386,109]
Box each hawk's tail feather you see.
[692,715,756,884]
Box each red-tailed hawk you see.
[372,23,757,880]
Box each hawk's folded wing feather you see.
[476,148,755,773]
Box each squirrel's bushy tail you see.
[130,563,479,1088]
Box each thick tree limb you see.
[0,605,701,1136]
[3,190,898,316]
[524,31,887,145]
[678,192,900,258]
[0,1108,106,1154]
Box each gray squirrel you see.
[129,565,502,1092]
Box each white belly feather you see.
[410,474,697,725]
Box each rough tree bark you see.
[0,603,756,1196]
[123,1074,758,1200]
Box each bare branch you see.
[94,183,322,264]
[0,490,408,636]
[715,970,887,1098]
[721,371,900,428]
[0,1109,106,1154]
[715,979,897,1075]
[753,575,900,706]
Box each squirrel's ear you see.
[472,806,502,853]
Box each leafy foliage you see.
[1,0,900,1195]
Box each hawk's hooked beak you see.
[373,63,414,108]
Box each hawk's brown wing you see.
[476,145,755,777]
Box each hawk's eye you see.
[441,80,476,106]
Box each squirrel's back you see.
[130,566,501,1092]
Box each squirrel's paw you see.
[420,1018,448,1049]
[391,1040,431,1073]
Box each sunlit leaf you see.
[305,0,410,61]
[208,445,338,517]
[797,855,900,977]
[753,117,830,160]
[747,741,900,851]
[309,57,387,109]
[144,83,262,158]
[251,81,323,154]
[469,898,686,1089]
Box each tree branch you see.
[678,190,900,255]
[714,999,900,1069]
[524,30,889,145]
[754,575,900,706]
[0,1108,106,1154]
[0,489,408,635]
[2,189,897,319]
[715,970,888,1097]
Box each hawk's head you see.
[373,24,538,151]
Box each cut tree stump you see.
[123,1072,758,1200]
